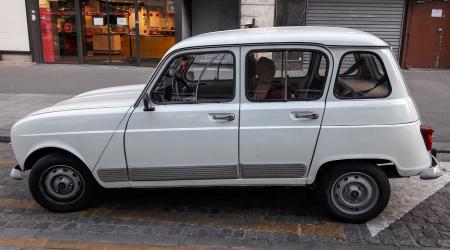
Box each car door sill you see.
[129,178,308,188]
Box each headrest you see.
[255,57,276,82]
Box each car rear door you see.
[238,45,332,179]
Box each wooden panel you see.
[93,34,121,52]
[403,1,449,68]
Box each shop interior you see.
[38,0,175,65]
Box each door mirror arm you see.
[143,93,155,111]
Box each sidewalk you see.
[0,64,449,151]
[0,93,72,142]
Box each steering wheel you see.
[154,77,174,92]
[171,74,190,96]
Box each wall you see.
[0,0,30,52]
[275,0,306,26]
[191,0,239,36]
[241,0,275,28]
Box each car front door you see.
[238,45,332,180]
[125,48,239,186]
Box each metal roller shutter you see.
[306,0,405,58]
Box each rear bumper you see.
[9,165,23,180]
[419,150,442,180]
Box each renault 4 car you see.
[10,27,442,222]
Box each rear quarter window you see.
[334,51,391,99]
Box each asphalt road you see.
[0,64,151,95]
[1,142,450,249]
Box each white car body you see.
[11,26,435,190]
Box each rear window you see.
[334,52,391,99]
[246,50,329,102]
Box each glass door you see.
[81,0,137,64]
[137,0,175,66]
[39,0,79,63]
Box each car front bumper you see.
[9,165,22,180]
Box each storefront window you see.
[137,0,175,65]
[37,0,175,65]
[81,0,175,65]
[82,0,134,64]
[39,0,79,63]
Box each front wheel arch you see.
[28,152,99,212]
[23,147,88,172]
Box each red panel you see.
[39,7,55,62]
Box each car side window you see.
[334,52,391,99]
[151,52,235,104]
[246,50,328,102]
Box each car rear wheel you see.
[28,153,97,212]
[319,161,390,223]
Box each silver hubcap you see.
[331,172,379,215]
[42,165,84,202]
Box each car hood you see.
[29,84,146,116]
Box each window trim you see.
[150,50,237,105]
[244,48,330,102]
[334,51,392,100]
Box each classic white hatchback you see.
[10,27,442,222]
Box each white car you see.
[10,27,442,223]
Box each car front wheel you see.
[319,161,390,223]
[28,153,97,212]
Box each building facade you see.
[0,1,33,63]
[1,0,449,68]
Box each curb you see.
[0,130,10,143]
[0,136,10,143]
[0,135,11,143]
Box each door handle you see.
[211,113,235,121]
[293,111,319,119]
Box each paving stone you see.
[78,223,115,233]
[435,224,449,232]
[61,222,78,231]
[166,226,184,236]
[114,225,143,235]
[33,222,51,230]
[423,227,441,239]
[230,229,244,239]
[437,239,450,247]
[391,228,417,247]
[406,222,422,230]
[244,230,273,241]
[378,230,398,246]
[343,224,362,243]
[418,238,438,247]
[285,233,300,242]
[409,229,424,238]
[440,231,450,239]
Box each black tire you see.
[28,153,98,212]
[318,161,390,223]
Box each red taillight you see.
[420,125,434,151]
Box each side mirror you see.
[143,93,155,111]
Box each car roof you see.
[167,26,389,54]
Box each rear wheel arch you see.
[316,160,391,222]
[313,158,399,185]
